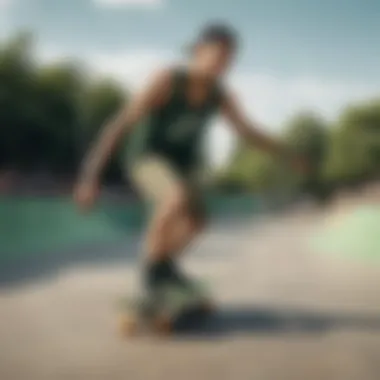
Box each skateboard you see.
[117,282,214,337]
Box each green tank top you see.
[126,68,224,175]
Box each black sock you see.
[145,257,174,289]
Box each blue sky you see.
[1,0,379,165]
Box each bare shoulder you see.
[149,67,173,87]
[144,66,175,107]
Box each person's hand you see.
[73,179,99,213]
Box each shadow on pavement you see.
[0,237,140,289]
[173,305,380,338]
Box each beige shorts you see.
[129,155,203,209]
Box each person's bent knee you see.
[157,186,188,221]
[188,213,207,236]
[171,188,189,212]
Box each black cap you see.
[189,22,239,53]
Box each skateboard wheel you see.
[200,301,215,315]
[153,314,173,335]
[118,314,138,337]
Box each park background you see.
[0,1,380,379]
[0,30,379,257]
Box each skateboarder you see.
[74,23,305,299]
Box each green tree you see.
[0,32,38,169]
[323,100,380,188]
[219,112,330,200]
[0,32,129,184]
[283,112,329,199]
[218,140,284,194]
[33,62,86,173]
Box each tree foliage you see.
[221,105,379,199]
[0,32,127,183]
[1,33,379,196]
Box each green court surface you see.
[313,205,380,260]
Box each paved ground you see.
[1,208,380,380]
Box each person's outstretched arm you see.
[221,91,305,170]
[74,69,172,211]
[78,70,171,184]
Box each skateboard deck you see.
[117,282,214,337]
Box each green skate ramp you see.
[313,205,380,260]
[0,197,143,261]
[0,195,261,261]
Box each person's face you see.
[194,42,234,78]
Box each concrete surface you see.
[1,210,380,380]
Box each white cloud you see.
[37,48,379,168]
[88,50,177,89]
[94,0,163,9]
[0,0,11,9]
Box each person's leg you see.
[144,185,191,261]
[131,156,203,289]
[165,193,206,256]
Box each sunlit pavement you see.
[1,209,380,380]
